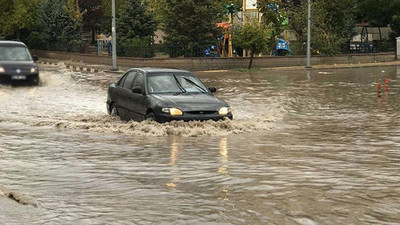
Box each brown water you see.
[0,65,399,224]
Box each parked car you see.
[0,40,39,85]
[107,68,233,122]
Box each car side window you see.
[117,73,128,87]
[122,72,137,89]
[132,73,145,90]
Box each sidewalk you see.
[37,57,400,74]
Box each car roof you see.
[129,67,192,74]
[0,40,28,47]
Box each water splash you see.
[0,65,292,136]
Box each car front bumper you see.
[155,112,233,123]
[0,73,39,84]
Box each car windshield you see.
[0,46,32,61]
[147,72,208,94]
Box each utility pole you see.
[228,12,233,57]
[306,0,312,68]
[111,0,118,71]
[242,0,247,57]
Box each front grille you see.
[6,68,31,74]
[186,111,217,115]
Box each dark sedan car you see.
[107,68,233,122]
[0,40,39,85]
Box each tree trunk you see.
[248,52,254,69]
[91,29,95,44]
[378,27,382,41]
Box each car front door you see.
[127,72,147,121]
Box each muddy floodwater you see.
[0,64,400,224]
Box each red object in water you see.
[385,78,389,92]
[377,83,382,97]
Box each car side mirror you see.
[32,55,39,62]
[132,86,143,94]
[208,87,217,93]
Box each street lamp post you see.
[225,4,239,58]
[111,0,118,71]
[306,0,312,68]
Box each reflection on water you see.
[218,138,229,175]
[170,136,182,166]
[307,69,311,80]
[167,136,183,189]
[0,65,400,224]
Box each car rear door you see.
[116,71,136,120]
[128,72,147,120]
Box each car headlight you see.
[30,68,37,73]
[218,107,231,116]
[0,67,4,73]
[162,107,183,116]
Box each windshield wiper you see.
[173,74,186,93]
[182,77,207,93]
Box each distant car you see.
[0,40,39,85]
[107,68,233,122]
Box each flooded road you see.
[0,65,399,224]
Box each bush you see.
[118,37,155,58]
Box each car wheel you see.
[145,112,156,121]
[31,79,39,86]
[110,104,119,117]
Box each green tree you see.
[235,20,271,69]
[162,0,221,57]
[32,0,83,51]
[101,0,127,33]
[257,0,287,34]
[116,0,157,57]
[288,0,356,55]
[148,0,166,23]
[117,0,157,42]
[102,0,126,15]
[0,0,40,39]
[391,12,400,39]
[149,0,241,24]
[386,1,400,38]
[356,0,400,40]
[63,0,87,23]
[79,0,105,43]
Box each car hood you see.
[0,61,36,69]
[152,93,228,111]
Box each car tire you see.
[145,112,156,121]
[110,104,119,117]
[31,79,39,86]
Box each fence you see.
[27,39,396,58]
[25,38,88,54]
[289,40,395,56]
[341,41,395,54]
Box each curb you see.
[38,61,103,73]
[38,61,59,66]
[65,64,102,73]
